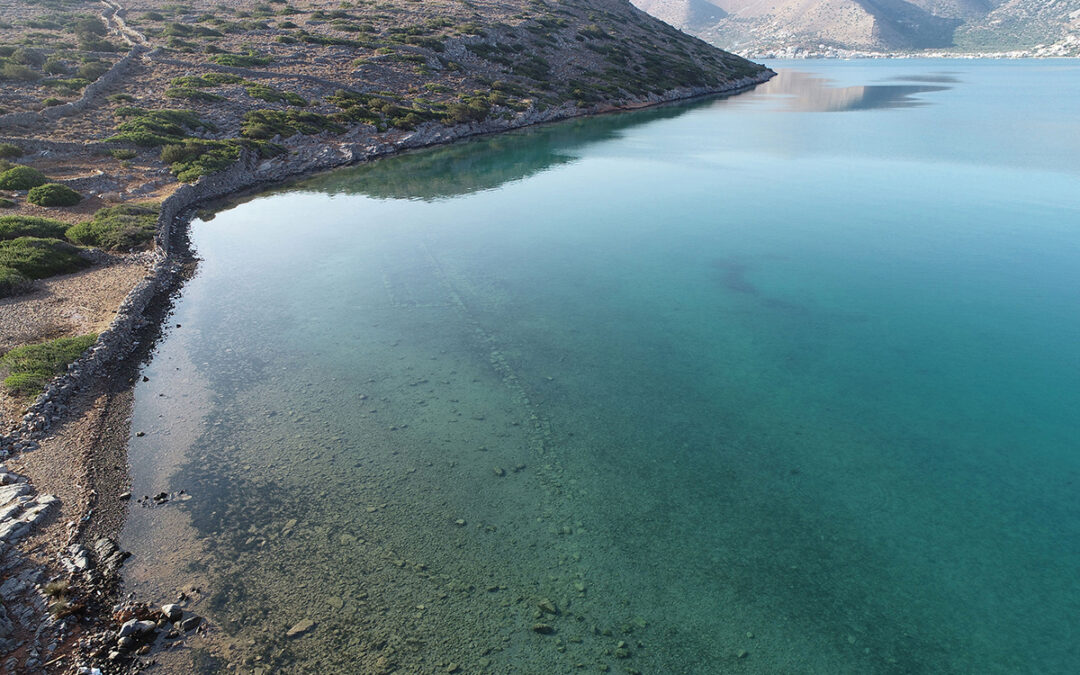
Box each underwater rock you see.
[532,623,555,635]
[286,618,315,637]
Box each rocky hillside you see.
[0,0,769,150]
[632,0,1080,56]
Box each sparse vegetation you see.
[0,143,24,159]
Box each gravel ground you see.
[0,256,150,431]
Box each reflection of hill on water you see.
[295,102,707,201]
[753,69,951,112]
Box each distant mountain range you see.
[631,0,1080,56]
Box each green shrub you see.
[1,63,41,81]
[211,52,273,67]
[109,148,138,160]
[41,78,91,92]
[0,237,88,281]
[442,99,490,125]
[0,334,98,396]
[79,35,122,52]
[0,198,14,209]
[160,140,239,182]
[43,56,69,75]
[0,166,48,190]
[27,183,81,207]
[0,143,23,159]
[73,16,107,37]
[76,61,109,81]
[10,48,45,68]
[170,73,243,88]
[243,82,306,106]
[0,215,68,240]
[106,107,211,146]
[107,93,136,103]
[0,266,31,297]
[241,109,342,139]
[42,97,65,107]
[65,204,158,250]
[165,86,224,102]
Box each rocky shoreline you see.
[0,67,773,673]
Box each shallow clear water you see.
[123,59,1080,674]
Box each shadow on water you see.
[884,73,961,84]
[294,99,716,201]
[744,69,950,112]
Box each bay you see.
[122,59,1080,673]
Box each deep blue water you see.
[123,59,1080,673]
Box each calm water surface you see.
[122,60,1080,674]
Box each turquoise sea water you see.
[122,60,1080,674]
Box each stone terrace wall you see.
[0,45,145,131]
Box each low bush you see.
[241,109,342,139]
[0,166,48,190]
[0,143,23,158]
[76,61,110,81]
[27,183,82,207]
[165,86,224,102]
[43,55,69,75]
[109,148,138,160]
[243,82,306,106]
[210,52,273,67]
[1,63,41,82]
[41,78,91,92]
[160,140,239,182]
[0,215,68,240]
[65,204,158,250]
[170,73,243,88]
[0,237,88,282]
[9,48,45,68]
[107,108,211,146]
[0,198,14,209]
[0,334,98,396]
[0,265,31,297]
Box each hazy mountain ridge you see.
[632,0,1080,55]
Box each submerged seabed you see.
[123,60,1080,674]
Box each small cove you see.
[122,59,1080,673]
